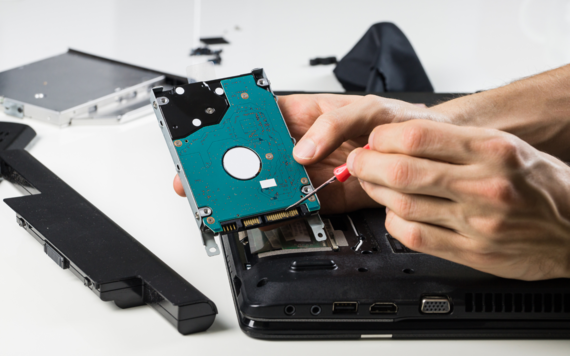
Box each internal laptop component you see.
[0,50,185,126]
[243,219,349,258]
[151,69,325,256]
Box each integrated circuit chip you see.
[151,69,327,256]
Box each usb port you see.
[332,302,358,314]
[369,302,398,314]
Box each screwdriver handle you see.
[333,144,370,183]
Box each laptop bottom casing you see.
[221,208,570,339]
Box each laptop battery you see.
[0,148,217,335]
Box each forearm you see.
[432,64,570,160]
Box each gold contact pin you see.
[265,209,299,222]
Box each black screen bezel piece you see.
[0,149,217,335]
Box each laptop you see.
[220,208,570,339]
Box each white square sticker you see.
[260,178,277,189]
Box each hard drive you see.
[150,69,326,256]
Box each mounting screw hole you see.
[403,268,415,274]
[257,278,268,287]
[160,121,164,126]
[310,305,322,316]
[209,247,217,253]
[284,305,295,316]
[358,267,368,272]
[176,165,181,171]
[317,233,323,238]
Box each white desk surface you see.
[1,0,569,355]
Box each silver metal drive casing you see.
[0,49,184,126]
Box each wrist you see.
[430,90,504,128]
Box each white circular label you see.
[175,87,185,95]
[214,87,224,95]
[192,119,202,126]
[223,147,261,180]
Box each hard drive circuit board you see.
[152,70,321,236]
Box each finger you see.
[278,94,359,120]
[173,174,186,197]
[369,120,480,164]
[385,210,477,266]
[278,94,361,142]
[348,148,460,200]
[360,181,459,230]
[293,95,431,165]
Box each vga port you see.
[421,296,451,314]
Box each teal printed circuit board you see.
[152,70,320,235]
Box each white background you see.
[1,0,570,355]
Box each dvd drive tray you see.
[0,49,186,126]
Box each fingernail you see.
[347,148,359,173]
[386,207,390,214]
[368,131,375,150]
[293,138,317,159]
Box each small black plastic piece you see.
[0,149,217,335]
[189,48,223,65]
[189,38,228,65]
[309,56,337,66]
[0,122,36,151]
[200,37,229,45]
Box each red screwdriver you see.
[286,144,370,210]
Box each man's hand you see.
[348,119,570,281]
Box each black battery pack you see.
[0,148,217,335]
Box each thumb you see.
[292,95,397,165]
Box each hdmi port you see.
[332,302,358,314]
[369,302,398,314]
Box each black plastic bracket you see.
[0,149,217,334]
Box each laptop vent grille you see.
[465,293,570,313]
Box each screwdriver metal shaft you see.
[285,144,370,211]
